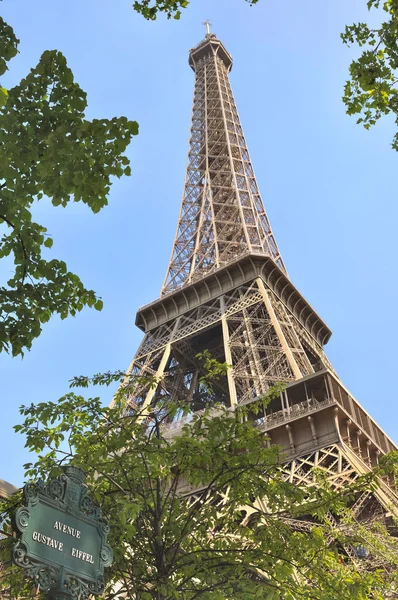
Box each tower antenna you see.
[202,20,211,36]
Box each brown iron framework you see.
[118,27,398,572]
[162,33,285,296]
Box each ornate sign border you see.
[12,466,112,599]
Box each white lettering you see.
[53,521,81,538]
[32,531,64,552]
[70,548,95,565]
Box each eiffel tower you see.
[123,26,398,539]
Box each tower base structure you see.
[121,254,398,571]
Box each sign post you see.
[12,466,112,599]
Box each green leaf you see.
[0,86,8,107]
[128,120,139,135]
[94,299,103,311]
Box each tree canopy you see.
[1,376,398,599]
[0,17,138,357]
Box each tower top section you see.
[189,30,233,72]
[163,30,285,295]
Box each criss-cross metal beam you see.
[162,33,285,296]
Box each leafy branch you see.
[341,0,398,149]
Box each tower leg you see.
[142,343,172,411]
[256,278,302,380]
[220,296,237,406]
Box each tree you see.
[1,374,397,599]
[0,16,139,357]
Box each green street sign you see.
[12,466,112,599]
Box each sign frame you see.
[12,466,112,599]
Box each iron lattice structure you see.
[120,28,398,570]
[162,33,285,295]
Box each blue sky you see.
[1,0,397,487]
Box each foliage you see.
[1,377,398,599]
[131,0,259,21]
[0,15,18,106]
[195,350,231,393]
[0,17,138,356]
[132,0,190,20]
[342,0,398,149]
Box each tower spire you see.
[202,19,212,36]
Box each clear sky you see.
[1,0,397,487]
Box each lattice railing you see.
[253,397,336,431]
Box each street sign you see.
[12,466,112,599]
